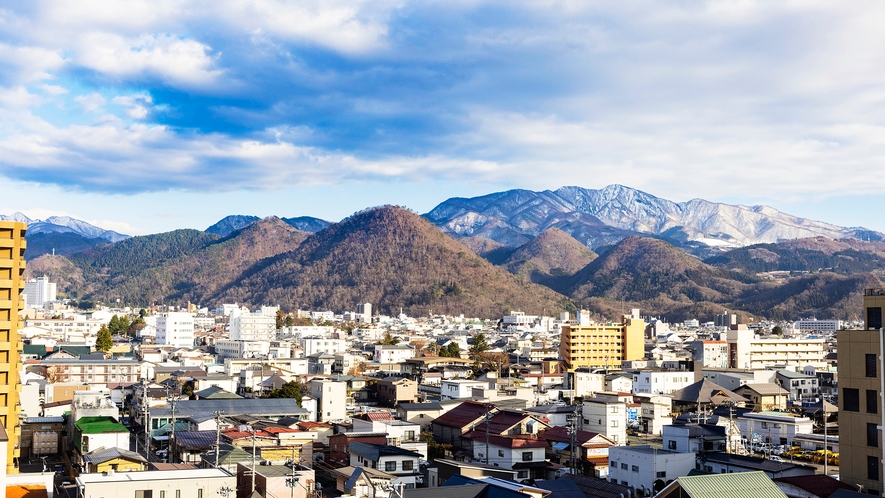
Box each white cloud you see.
[75,93,106,112]
[74,32,223,86]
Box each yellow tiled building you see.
[0,220,26,474]
[560,314,645,371]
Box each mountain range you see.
[426,185,883,256]
[13,185,885,321]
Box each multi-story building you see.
[726,327,827,370]
[356,302,372,323]
[608,445,696,493]
[631,370,695,396]
[0,220,25,474]
[309,378,347,422]
[583,398,627,444]
[374,344,416,367]
[215,339,269,359]
[22,275,56,308]
[560,313,645,371]
[689,340,728,368]
[157,312,195,347]
[795,319,841,333]
[303,337,347,356]
[37,358,142,384]
[24,316,104,342]
[229,308,276,341]
[838,288,885,493]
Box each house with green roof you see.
[74,416,129,455]
[657,470,787,498]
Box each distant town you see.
[2,220,882,498]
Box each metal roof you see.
[664,471,787,498]
[150,398,308,418]
[83,446,148,465]
[348,441,423,461]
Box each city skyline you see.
[2,2,885,234]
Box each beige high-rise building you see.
[0,220,26,474]
[838,288,885,493]
[560,313,645,371]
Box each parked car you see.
[155,449,168,457]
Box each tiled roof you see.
[348,441,423,460]
[432,401,491,428]
[774,475,853,498]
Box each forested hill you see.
[206,206,573,318]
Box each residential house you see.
[377,377,420,407]
[734,384,790,412]
[468,435,551,481]
[538,426,617,477]
[776,370,820,401]
[81,447,148,473]
[608,445,696,495]
[396,403,443,430]
[348,442,425,489]
[656,471,788,498]
[329,432,389,467]
[75,468,236,498]
[697,452,815,479]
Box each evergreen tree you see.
[468,333,489,358]
[266,381,304,407]
[95,325,113,352]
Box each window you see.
[668,441,676,449]
[402,460,413,471]
[621,463,628,470]
[161,492,166,498]
[386,461,397,471]
[761,422,768,429]
[657,471,666,478]
[844,388,860,412]
[135,492,153,498]
[868,354,879,378]
[869,423,879,447]
[871,456,880,481]
[198,491,203,498]
[522,452,534,461]
[517,471,528,479]
[869,390,879,414]
[631,465,639,472]
[498,450,504,457]
[610,420,618,427]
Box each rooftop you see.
[76,468,232,483]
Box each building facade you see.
[0,220,25,474]
[838,288,885,493]
[157,312,195,347]
[560,314,645,371]
[22,275,56,308]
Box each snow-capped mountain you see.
[0,213,129,242]
[426,185,882,250]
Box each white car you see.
[155,449,168,457]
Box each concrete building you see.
[376,377,419,407]
[22,275,56,308]
[156,311,195,347]
[795,319,841,333]
[690,340,729,368]
[560,313,645,371]
[374,344,416,368]
[229,307,276,341]
[583,398,627,444]
[357,302,372,323]
[215,338,270,359]
[37,358,142,385]
[303,337,348,356]
[631,370,695,396]
[0,220,26,474]
[608,445,696,494]
[726,328,827,370]
[837,288,885,493]
[76,468,235,498]
[310,378,347,421]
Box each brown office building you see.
[0,220,26,474]
[838,288,885,493]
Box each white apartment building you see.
[76,468,235,498]
[632,371,695,396]
[736,412,814,446]
[24,316,103,342]
[356,302,372,323]
[39,359,142,385]
[229,308,276,341]
[794,319,840,333]
[566,370,606,397]
[608,446,696,493]
[726,328,827,370]
[280,325,335,338]
[303,337,348,356]
[310,379,347,421]
[689,340,729,368]
[215,339,270,359]
[310,311,335,322]
[156,312,195,347]
[23,275,56,308]
[583,399,627,444]
[374,344,416,365]
[441,380,488,400]
[224,357,308,376]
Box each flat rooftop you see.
[76,468,232,483]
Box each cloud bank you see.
[1,1,884,200]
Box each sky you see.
[2,1,885,235]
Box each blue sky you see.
[1,1,885,235]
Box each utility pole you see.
[484,404,493,464]
[142,383,150,458]
[567,405,579,474]
[214,410,225,468]
[251,429,257,494]
[167,385,178,464]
